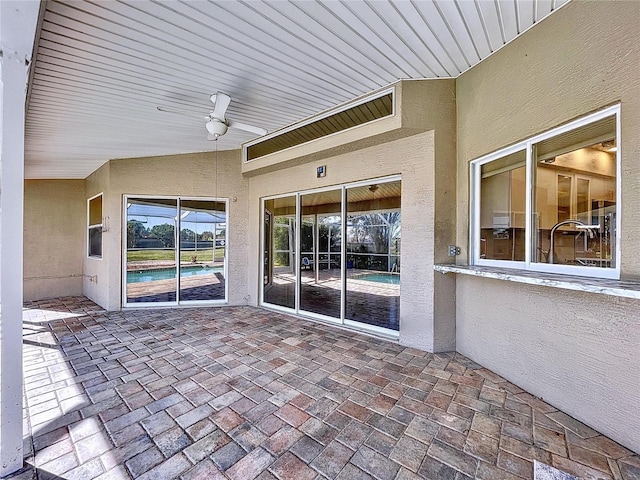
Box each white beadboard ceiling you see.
[25,0,569,179]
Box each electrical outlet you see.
[448,245,461,256]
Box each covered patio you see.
[2,0,639,477]
[16,297,639,480]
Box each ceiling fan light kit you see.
[203,91,267,139]
[158,91,266,140]
[205,119,228,138]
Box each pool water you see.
[358,273,400,285]
[127,266,222,283]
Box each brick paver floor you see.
[11,296,640,479]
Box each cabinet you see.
[535,166,615,230]
[479,167,526,229]
[481,165,615,231]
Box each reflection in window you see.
[261,178,401,332]
[126,198,178,303]
[179,200,227,301]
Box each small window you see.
[471,106,619,279]
[88,194,103,258]
[245,89,394,161]
[478,149,527,263]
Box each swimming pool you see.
[357,272,400,285]
[127,266,222,283]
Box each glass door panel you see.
[126,198,178,303]
[263,196,297,309]
[300,190,342,319]
[179,200,226,302]
[345,181,401,331]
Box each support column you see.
[0,54,26,476]
[0,1,40,476]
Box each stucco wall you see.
[402,80,458,351]
[24,180,85,300]
[457,276,640,453]
[88,151,250,311]
[248,134,438,350]
[455,1,640,453]
[84,162,110,308]
[456,1,640,274]
[247,78,457,352]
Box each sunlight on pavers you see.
[17,297,640,480]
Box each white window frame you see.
[122,195,229,308]
[470,105,621,279]
[87,192,103,259]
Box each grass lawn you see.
[127,249,225,262]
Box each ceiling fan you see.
[158,92,267,141]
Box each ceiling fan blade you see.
[157,106,191,116]
[157,106,209,121]
[211,92,231,120]
[227,119,267,136]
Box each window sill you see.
[434,264,640,300]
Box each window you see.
[124,196,228,305]
[471,106,619,279]
[245,88,394,161]
[88,193,103,258]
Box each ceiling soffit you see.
[25,0,569,179]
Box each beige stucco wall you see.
[455,1,640,453]
[402,81,458,350]
[24,180,85,300]
[457,276,640,453]
[456,0,640,273]
[84,162,110,308]
[85,151,250,311]
[247,79,457,352]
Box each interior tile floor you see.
[11,297,639,480]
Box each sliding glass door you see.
[178,200,226,302]
[124,196,227,306]
[263,195,297,309]
[261,177,401,335]
[299,189,342,319]
[345,182,401,331]
[126,199,178,304]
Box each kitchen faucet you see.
[548,219,600,264]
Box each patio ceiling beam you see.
[1,0,42,476]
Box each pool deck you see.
[126,273,226,303]
[265,269,399,330]
[13,296,640,480]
